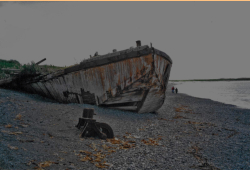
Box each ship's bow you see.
[137,49,172,113]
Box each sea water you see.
[173,81,250,110]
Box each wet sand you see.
[0,84,250,170]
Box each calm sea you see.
[172,81,250,110]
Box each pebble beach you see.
[0,83,249,170]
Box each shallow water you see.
[172,81,250,109]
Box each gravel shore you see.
[0,83,249,170]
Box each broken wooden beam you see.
[35,58,46,65]
[1,68,21,72]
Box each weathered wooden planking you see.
[26,83,38,94]
[47,79,64,102]
[1,44,172,113]
[50,78,68,102]
[64,45,151,74]
[57,76,74,103]
[154,54,171,86]
[20,83,31,93]
[43,81,63,102]
[107,106,138,111]
[37,81,55,99]
[71,71,90,104]
[80,89,96,104]
[30,83,45,97]
[62,74,79,103]
[138,55,172,113]
[0,78,13,86]
[103,90,145,105]
[59,54,154,106]
[138,86,165,113]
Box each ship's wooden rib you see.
[37,81,55,99]
[30,83,44,97]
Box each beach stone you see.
[0,84,250,169]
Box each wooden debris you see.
[21,124,29,128]
[9,131,23,135]
[35,58,46,65]
[8,145,18,150]
[1,130,23,135]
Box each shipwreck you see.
[0,41,172,113]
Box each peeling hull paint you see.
[1,45,172,113]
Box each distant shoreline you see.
[170,78,250,82]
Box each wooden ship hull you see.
[0,41,172,113]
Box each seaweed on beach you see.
[174,105,195,114]
[75,135,138,169]
[173,114,186,119]
[1,85,249,170]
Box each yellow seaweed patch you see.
[5,124,12,128]
[106,138,122,145]
[15,113,22,120]
[141,138,160,146]
[173,114,185,119]
[80,156,93,162]
[174,105,194,114]
[77,134,139,168]
[95,162,110,169]
[38,161,54,168]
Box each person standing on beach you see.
[175,88,178,94]
[172,86,175,93]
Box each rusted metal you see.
[76,109,114,139]
[136,40,141,47]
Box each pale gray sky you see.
[0,2,249,80]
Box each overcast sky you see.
[0,2,249,80]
